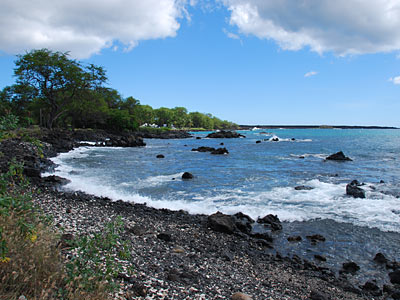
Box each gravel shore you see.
[32,185,374,300]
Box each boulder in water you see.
[156,154,165,158]
[182,172,193,180]
[211,147,229,155]
[326,151,352,161]
[206,130,245,138]
[346,180,366,198]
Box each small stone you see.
[172,246,185,253]
[18,296,27,300]
[157,232,173,242]
[66,208,71,213]
[232,292,252,300]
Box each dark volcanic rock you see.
[314,255,327,262]
[211,147,229,155]
[233,212,254,234]
[208,212,236,234]
[157,232,173,242]
[257,214,282,231]
[341,262,360,274]
[192,146,215,152]
[182,172,194,180]
[362,281,382,296]
[346,181,366,199]
[256,140,261,143]
[306,234,326,245]
[42,175,71,186]
[206,130,245,138]
[295,185,314,191]
[250,232,273,243]
[156,154,165,158]
[389,270,400,284]
[326,151,352,161]
[374,253,388,264]
[287,235,302,242]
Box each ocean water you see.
[45,129,400,282]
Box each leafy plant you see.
[65,217,132,294]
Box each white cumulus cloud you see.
[389,76,400,85]
[0,0,189,58]
[222,0,400,55]
[304,71,318,78]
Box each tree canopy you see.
[1,49,238,131]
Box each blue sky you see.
[1,0,400,126]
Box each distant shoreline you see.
[239,125,399,130]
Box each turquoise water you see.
[46,128,400,283]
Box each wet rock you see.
[341,261,360,274]
[306,234,326,243]
[232,292,252,300]
[257,214,282,231]
[157,232,173,242]
[208,212,236,234]
[346,181,366,198]
[206,130,246,138]
[42,175,71,186]
[271,138,279,142]
[326,151,352,161]
[374,252,388,264]
[220,142,224,145]
[156,154,165,158]
[192,146,216,152]
[182,172,194,179]
[196,136,201,139]
[389,270,400,284]
[256,140,261,144]
[287,235,302,242]
[211,147,229,155]
[294,185,314,191]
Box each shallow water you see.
[45,129,400,283]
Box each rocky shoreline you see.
[2,129,399,299]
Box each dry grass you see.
[0,162,110,300]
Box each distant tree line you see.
[0,49,238,131]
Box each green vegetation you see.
[1,48,237,131]
[0,159,132,299]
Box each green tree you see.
[14,49,107,129]
[133,105,154,126]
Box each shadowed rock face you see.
[326,151,352,161]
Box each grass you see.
[0,158,132,299]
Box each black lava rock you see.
[326,151,352,161]
[182,172,194,180]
